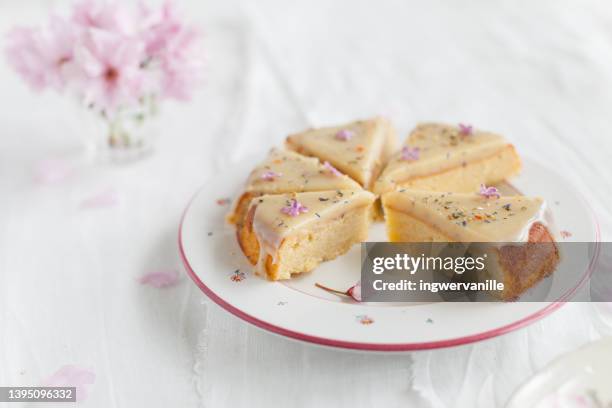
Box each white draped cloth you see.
[1,0,612,407]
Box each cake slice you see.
[239,190,375,280]
[285,117,398,189]
[227,148,362,226]
[374,123,521,197]
[382,188,559,299]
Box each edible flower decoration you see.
[401,146,420,161]
[335,129,354,141]
[261,170,282,181]
[356,315,374,325]
[315,281,361,302]
[458,123,473,136]
[323,161,343,177]
[479,184,500,199]
[281,199,308,216]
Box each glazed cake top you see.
[383,188,547,242]
[285,117,397,188]
[244,148,362,194]
[374,123,515,194]
[250,190,375,250]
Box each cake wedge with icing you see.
[382,188,559,299]
[285,117,398,189]
[239,190,375,280]
[227,148,362,227]
[374,123,521,197]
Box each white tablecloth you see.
[1,1,612,407]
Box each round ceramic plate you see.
[506,337,612,407]
[179,157,600,351]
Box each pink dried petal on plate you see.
[43,365,95,402]
[34,159,73,184]
[139,269,180,288]
[80,189,120,209]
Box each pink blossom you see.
[43,365,95,402]
[142,1,203,100]
[401,146,420,161]
[458,123,473,136]
[230,269,246,282]
[5,17,76,91]
[261,170,281,181]
[335,129,354,141]
[5,0,203,115]
[479,184,500,199]
[347,281,362,301]
[281,199,308,217]
[323,161,343,177]
[74,30,144,112]
[139,269,180,288]
[72,0,135,35]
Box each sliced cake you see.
[382,188,559,299]
[239,190,375,280]
[227,148,362,227]
[374,123,521,197]
[285,117,398,189]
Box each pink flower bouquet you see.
[5,0,203,154]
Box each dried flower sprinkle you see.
[231,269,246,282]
[458,123,473,136]
[335,129,354,141]
[356,315,374,325]
[401,146,420,161]
[323,161,342,177]
[281,199,308,216]
[261,170,282,181]
[479,184,500,199]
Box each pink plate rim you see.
[178,190,602,352]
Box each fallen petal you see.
[43,365,95,402]
[80,189,120,209]
[139,269,180,288]
[34,159,73,184]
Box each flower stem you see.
[315,283,347,296]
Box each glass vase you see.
[82,97,160,164]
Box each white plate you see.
[506,337,612,407]
[179,157,600,351]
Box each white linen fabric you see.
[1,1,611,407]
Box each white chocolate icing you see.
[286,117,398,188]
[375,123,516,194]
[244,148,361,193]
[228,148,362,223]
[383,188,548,242]
[249,190,375,274]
